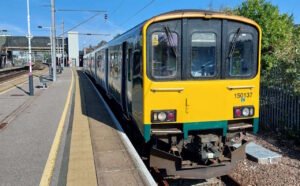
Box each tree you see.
[96,40,107,48]
[222,0,300,91]
[113,33,121,39]
[235,0,295,70]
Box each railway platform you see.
[0,66,26,73]
[0,68,72,186]
[0,68,155,186]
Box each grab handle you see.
[151,88,184,93]
[227,85,254,90]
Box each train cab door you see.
[184,19,223,122]
[121,42,129,118]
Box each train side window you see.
[228,33,253,77]
[128,49,132,81]
[151,32,178,78]
[97,54,102,70]
[133,51,141,76]
[191,33,216,77]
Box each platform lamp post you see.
[62,19,65,68]
[26,0,34,96]
[51,0,56,81]
[37,26,52,76]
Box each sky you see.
[0,0,299,49]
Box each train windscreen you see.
[146,18,259,80]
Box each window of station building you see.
[228,33,253,77]
[191,33,216,77]
[151,32,178,78]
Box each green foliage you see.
[113,33,121,39]
[222,0,300,93]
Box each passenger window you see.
[191,33,216,77]
[133,51,141,76]
[127,49,132,81]
[97,54,102,69]
[151,32,178,78]
[229,33,253,76]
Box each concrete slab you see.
[98,169,145,186]
[246,142,282,164]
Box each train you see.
[83,10,261,179]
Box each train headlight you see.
[234,106,254,118]
[249,107,254,116]
[158,112,167,121]
[151,110,176,123]
[242,107,250,117]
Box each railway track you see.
[220,174,241,186]
[0,67,28,84]
[151,168,242,186]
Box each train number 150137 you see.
[234,92,253,99]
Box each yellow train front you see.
[84,10,261,179]
[143,10,261,178]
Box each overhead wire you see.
[121,0,155,26]
[94,0,124,31]
[58,11,103,36]
[110,0,125,15]
[56,9,106,13]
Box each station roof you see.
[0,36,64,51]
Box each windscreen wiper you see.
[227,27,241,60]
[164,26,177,58]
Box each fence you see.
[259,85,300,133]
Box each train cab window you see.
[151,32,178,78]
[191,33,216,77]
[228,33,253,77]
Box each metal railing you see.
[259,84,300,133]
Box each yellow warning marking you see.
[39,69,74,186]
[66,71,97,186]
[152,34,159,46]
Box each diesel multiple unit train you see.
[84,10,261,179]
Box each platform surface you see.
[0,68,72,185]
[66,70,145,186]
[0,68,150,186]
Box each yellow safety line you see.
[66,71,97,186]
[39,69,74,186]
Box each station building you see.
[0,34,80,68]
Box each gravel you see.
[231,132,300,186]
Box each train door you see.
[104,48,109,93]
[94,53,97,80]
[126,48,133,117]
[121,42,129,117]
